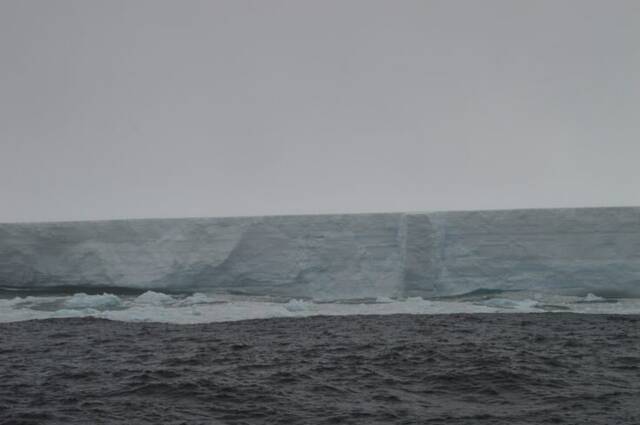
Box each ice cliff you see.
[1,207,639,298]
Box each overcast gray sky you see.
[1,0,638,223]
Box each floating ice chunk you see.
[0,296,53,308]
[479,298,539,310]
[1,297,26,307]
[375,296,394,303]
[284,299,313,312]
[135,291,174,306]
[584,293,605,302]
[179,292,211,306]
[53,308,100,317]
[64,293,122,310]
[406,296,430,304]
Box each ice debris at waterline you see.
[2,291,640,323]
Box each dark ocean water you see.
[1,314,639,424]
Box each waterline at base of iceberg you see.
[2,289,639,324]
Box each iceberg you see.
[0,207,639,299]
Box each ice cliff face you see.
[405,208,640,297]
[0,214,405,299]
[1,207,639,298]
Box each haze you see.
[1,0,639,223]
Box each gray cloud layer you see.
[1,0,639,223]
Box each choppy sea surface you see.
[2,288,640,424]
[2,286,640,324]
[1,314,639,424]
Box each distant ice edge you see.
[1,207,639,300]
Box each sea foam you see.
[1,291,640,324]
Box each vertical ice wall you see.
[0,214,407,299]
[0,207,639,298]
[405,207,640,297]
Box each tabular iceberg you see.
[1,207,639,299]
